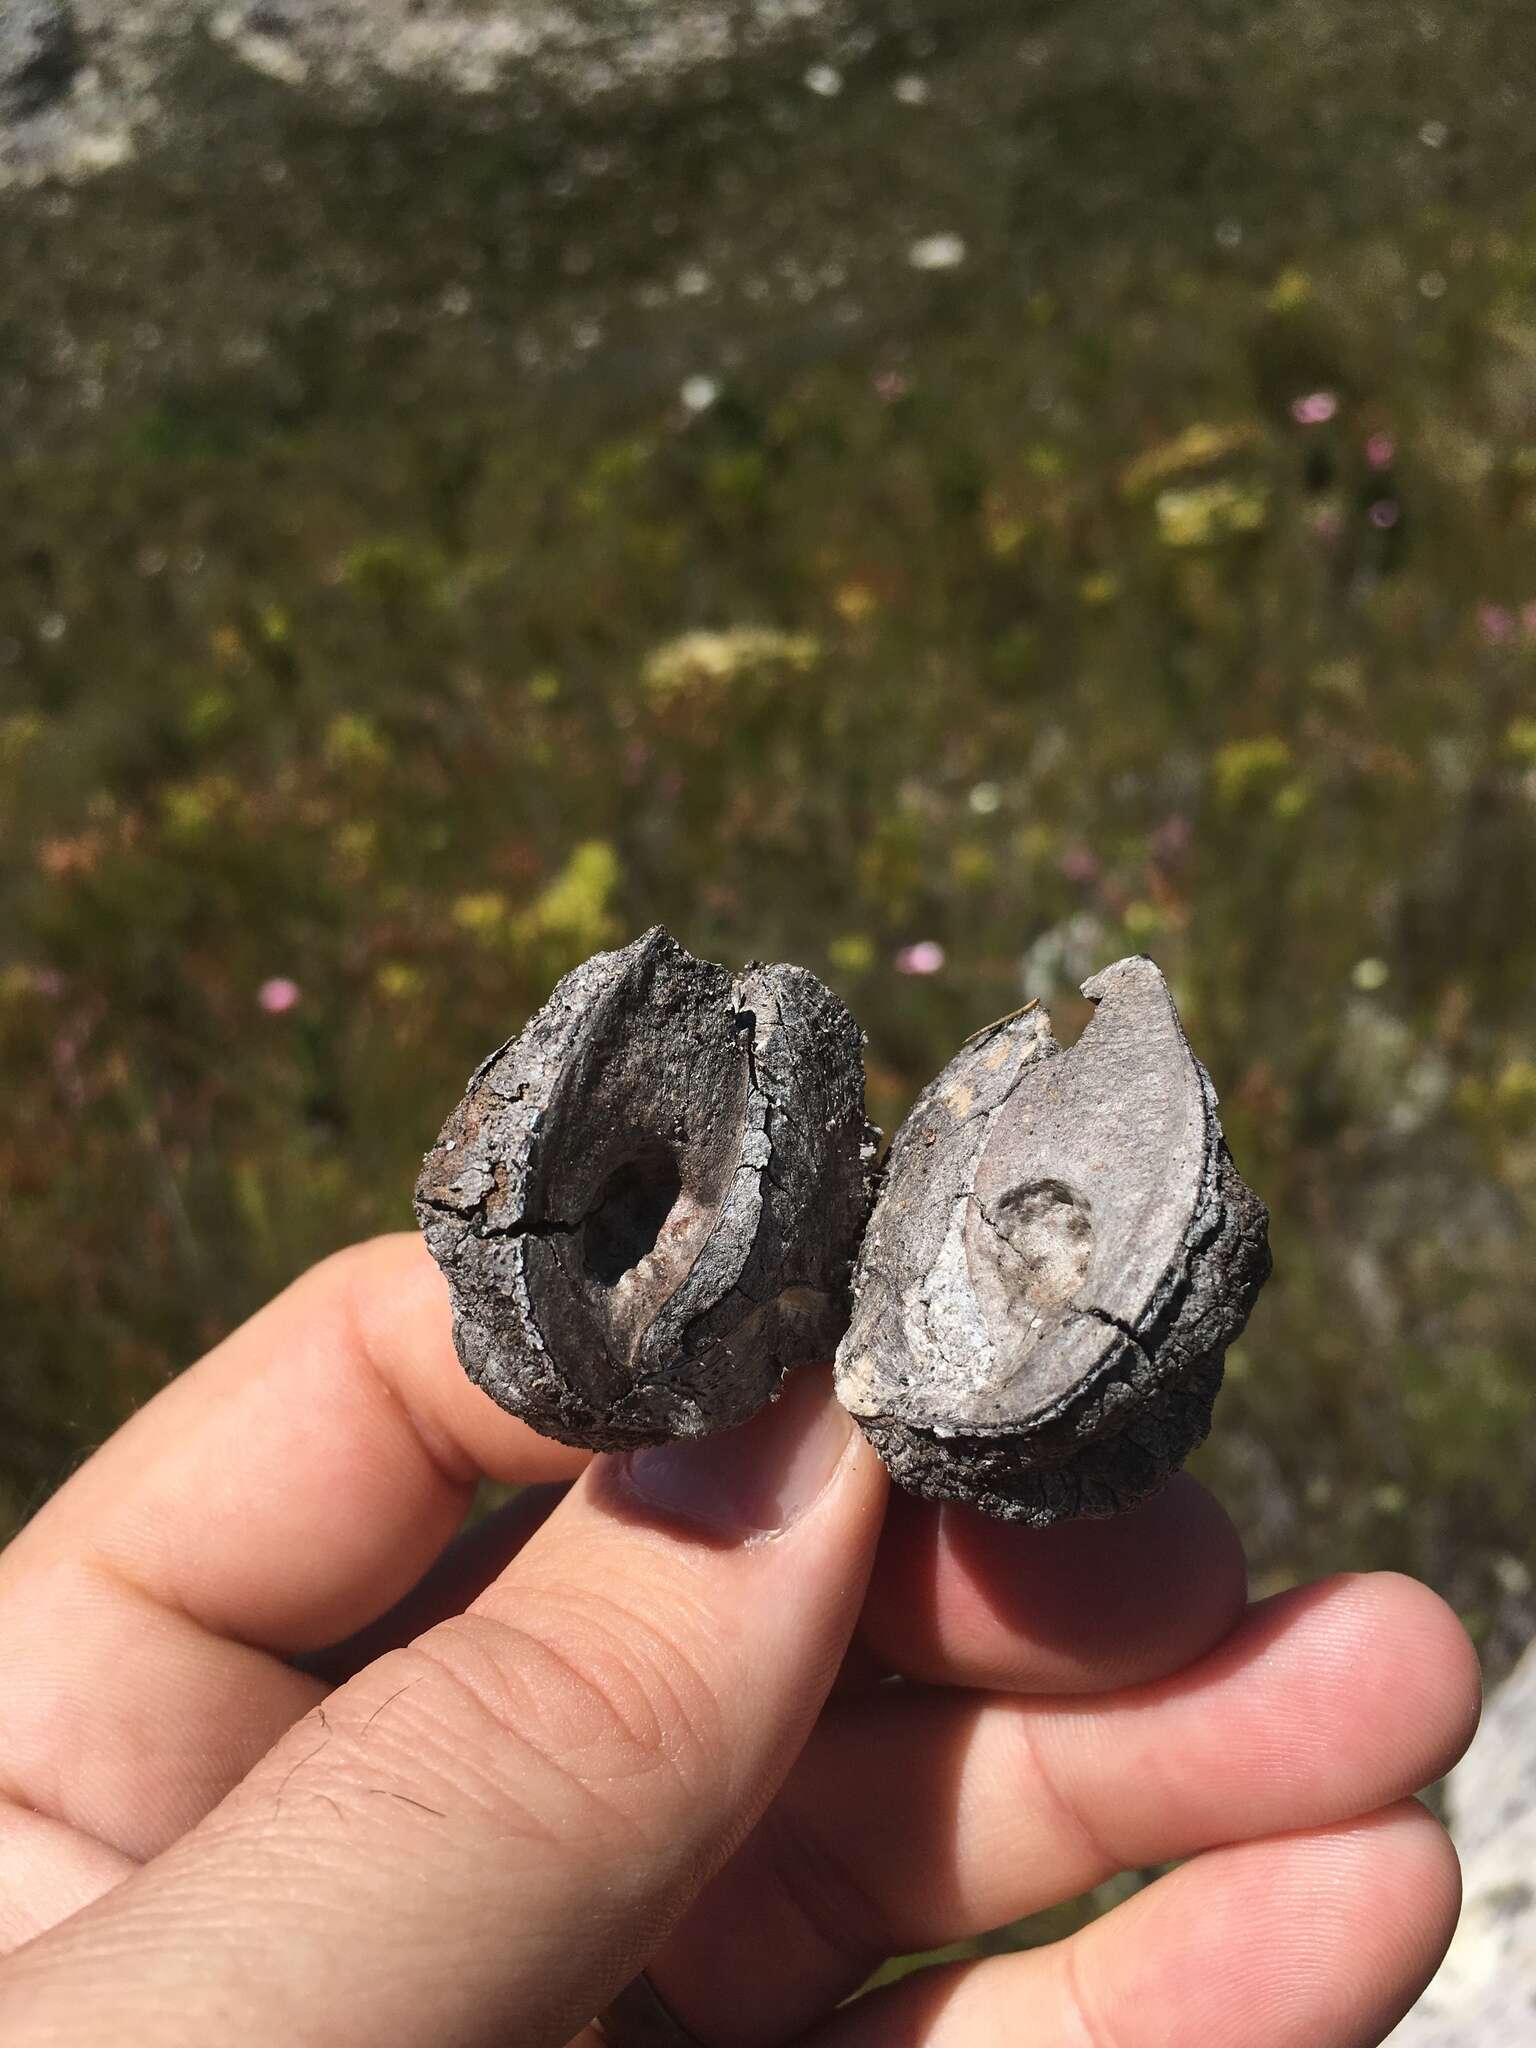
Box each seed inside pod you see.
[415,926,878,1451]
[834,956,1271,1526]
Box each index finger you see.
[3,1233,587,1654]
[0,1236,590,1862]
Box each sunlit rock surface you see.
[1390,1637,1536,2046]
[0,0,849,184]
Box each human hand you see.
[0,1235,1479,2046]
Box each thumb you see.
[0,1369,888,2048]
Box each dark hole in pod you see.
[584,1147,683,1286]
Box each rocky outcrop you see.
[0,1,79,120]
[1389,1636,1536,2045]
[0,0,849,186]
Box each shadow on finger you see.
[858,1473,1248,1694]
[292,1482,570,1685]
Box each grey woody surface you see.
[417,937,1269,1519]
[834,957,1271,1524]
[416,926,876,1452]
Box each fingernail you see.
[615,1368,856,1538]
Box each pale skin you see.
[0,1234,1480,2047]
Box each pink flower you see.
[873,368,910,403]
[1478,604,1515,646]
[1365,432,1396,470]
[257,977,302,1015]
[1367,499,1400,530]
[1150,814,1192,861]
[894,940,946,976]
[1290,391,1339,426]
[1058,846,1101,886]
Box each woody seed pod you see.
[834,956,1271,1525]
[415,926,877,1451]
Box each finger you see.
[646,1571,1479,2043]
[0,1562,326,1859]
[296,1485,570,1686]
[6,1233,587,1647]
[0,1805,134,1958]
[0,1371,890,2048]
[795,1802,1460,2048]
[311,1494,874,1702]
[0,1493,569,1949]
[0,1237,586,1857]
[833,1473,1241,1712]
[857,1475,1247,1693]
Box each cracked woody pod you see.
[834,955,1271,1526]
[416,926,877,1452]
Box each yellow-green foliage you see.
[518,842,622,964]
[1154,479,1269,548]
[1120,422,1264,500]
[641,628,821,709]
[1212,738,1294,807]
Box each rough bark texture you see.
[416,926,878,1451]
[835,956,1271,1525]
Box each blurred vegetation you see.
[3,0,1535,1789]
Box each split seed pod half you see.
[835,956,1271,1525]
[416,926,877,1451]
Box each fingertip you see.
[1249,1571,1483,1794]
[1279,1801,1464,2025]
[1357,1572,1484,1774]
[1285,1797,1462,1923]
[1142,1802,1465,2046]
[788,1799,1466,2048]
[859,1473,1247,1694]
[1378,1796,1464,1941]
[329,1232,592,1489]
